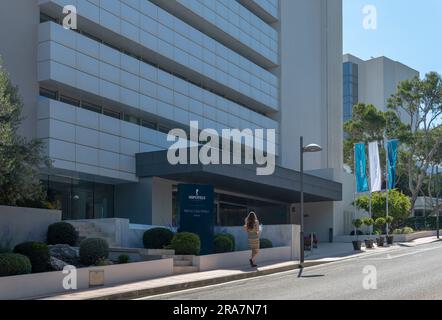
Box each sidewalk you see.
[42,237,440,300]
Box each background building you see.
[343,54,419,124]
[0,0,346,242]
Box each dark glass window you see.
[60,95,80,107]
[82,101,102,114]
[40,13,57,23]
[141,120,157,130]
[40,87,57,100]
[103,108,121,119]
[124,114,140,125]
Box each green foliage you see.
[79,238,109,266]
[13,241,50,273]
[169,232,201,255]
[47,222,78,246]
[143,228,174,249]
[0,59,50,207]
[386,216,394,224]
[0,253,32,277]
[362,217,374,227]
[213,235,234,253]
[352,218,363,229]
[375,218,386,228]
[215,233,235,250]
[117,254,130,264]
[259,238,273,249]
[393,227,414,235]
[354,190,412,223]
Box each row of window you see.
[39,87,173,134]
[40,12,269,118]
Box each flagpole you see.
[385,138,390,237]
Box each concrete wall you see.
[116,177,173,226]
[215,224,299,252]
[0,258,173,300]
[0,0,39,140]
[194,246,293,272]
[0,206,61,247]
[278,0,343,172]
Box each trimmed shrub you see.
[260,238,273,249]
[215,233,235,250]
[79,238,109,266]
[143,228,174,249]
[47,222,79,246]
[0,253,32,277]
[118,254,130,264]
[13,241,50,273]
[213,235,234,253]
[170,232,200,255]
[394,227,414,235]
[350,230,364,236]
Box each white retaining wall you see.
[0,205,61,247]
[0,258,173,300]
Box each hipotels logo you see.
[188,189,206,201]
[167,121,276,176]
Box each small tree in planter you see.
[385,216,394,245]
[375,218,386,247]
[362,217,375,249]
[352,219,363,251]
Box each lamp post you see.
[300,136,323,266]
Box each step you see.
[173,260,192,267]
[173,266,199,274]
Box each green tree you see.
[387,72,442,210]
[354,190,412,226]
[0,59,50,206]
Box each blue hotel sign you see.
[177,184,214,255]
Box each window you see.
[158,125,172,134]
[81,101,102,114]
[60,95,80,107]
[40,13,57,24]
[124,114,140,125]
[40,87,57,100]
[103,108,121,119]
[141,120,157,130]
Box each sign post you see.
[178,184,214,255]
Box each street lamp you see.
[300,136,322,266]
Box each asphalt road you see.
[141,241,442,300]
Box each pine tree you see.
[0,58,49,206]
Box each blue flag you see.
[354,143,369,193]
[387,140,398,190]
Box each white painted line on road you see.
[360,245,442,261]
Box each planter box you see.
[0,258,173,300]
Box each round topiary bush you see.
[47,222,79,246]
[170,232,200,255]
[215,233,235,250]
[0,253,32,277]
[143,228,174,249]
[260,238,273,249]
[79,238,109,266]
[13,241,50,273]
[213,235,234,253]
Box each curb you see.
[86,260,327,300]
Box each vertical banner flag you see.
[368,141,382,192]
[354,143,369,193]
[387,139,398,190]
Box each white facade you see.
[0,0,345,240]
[343,54,419,124]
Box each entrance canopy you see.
[136,150,342,203]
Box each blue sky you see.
[344,0,442,77]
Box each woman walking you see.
[244,211,260,267]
